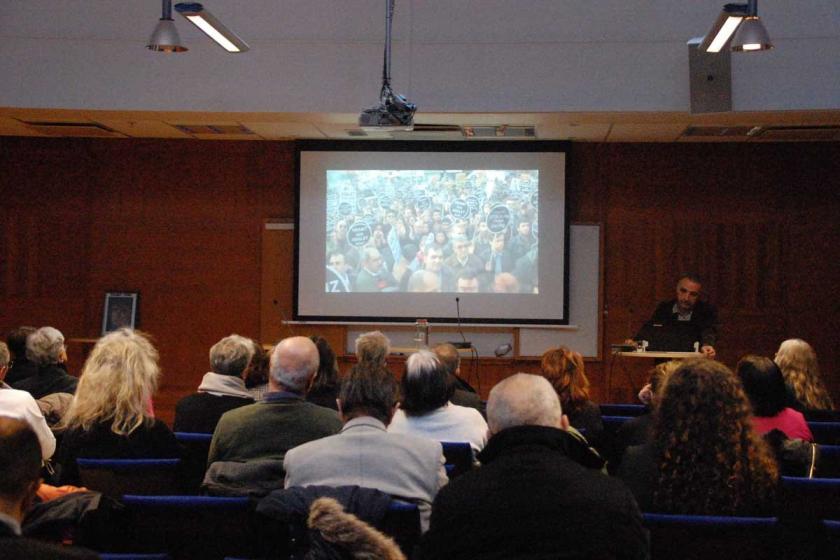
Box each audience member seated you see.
[306,336,341,411]
[244,339,270,401]
[284,362,448,531]
[0,341,56,461]
[0,417,99,559]
[5,326,37,385]
[56,329,180,486]
[12,327,78,399]
[540,346,603,445]
[738,355,813,441]
[417,373,647,560]
[173,334,256,433]
[774,338,835,415]
[431,343,483,415]
[617,359,778,515]
[355,330,391,368]
[206,336,342,494]
[608,360,679,472]
[388,350,488,454]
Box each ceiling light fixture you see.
[359,0,416,130]
[699,0,772,53]
[147,0,188,53]
[174,3,249,53]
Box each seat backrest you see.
[600,404,646,417]
[817,445,840,478]
[76,458,181,498]
[780,476,840,520]
[808,422,840,445]
[379,499,421,557]
[113,495,262,560]
[642,513,780,560]
[440,441,473,478]
[173,432,213,493]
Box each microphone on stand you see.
[450,297,472,349]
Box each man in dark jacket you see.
[12,327,77,399]
[174,334,256,433]
[0,417,98,559]
[632,273,718,358]
[417,373,649,560]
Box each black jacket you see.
[12,364,78,399]
[418,425,649,560]
[635,299,718,349]
[174,392,254,433]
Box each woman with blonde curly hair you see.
[56,329,180,485]
[618,359,778,514]
[540,346,603,444]
[775,339,834,414]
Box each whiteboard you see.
[346,223,602,359]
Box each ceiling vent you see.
[750,125,840,141]
[172,124,255,136]
[21,121,126,138]
[682,125,753,137]
[463,125,537,139]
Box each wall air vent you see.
[21,121,126,138]
[463,125,536,139]
[682,126,753,137]
[751,126,840,141]
[172,124,255,135]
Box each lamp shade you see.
[147,18,188,52]
[731,16,773,52]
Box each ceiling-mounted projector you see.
[359,0,416,130]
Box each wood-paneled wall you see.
[1,137,837,421]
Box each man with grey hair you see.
[207,336,342,492]
[174,334,257,433]
[354,331,391,368]
[419,373,648,560]
[12,326,77,399]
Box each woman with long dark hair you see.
[618,359,778,514]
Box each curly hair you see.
[63,329,160,436]
[775,339,834,411]
[540,346,590,415]
[653,359,778,515]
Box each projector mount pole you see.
[381,0,395,100]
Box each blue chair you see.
[173,432,213,492]
[380,499,422,556]
[440,441,473,478]
[76,458,181,498]
[780,476,840,520]
[99,555,171,560]
[113,495,262,560]
[600,403,646,417]
[808,422,840,445]
[642,513,780,560]
[817,445,840,478]
[601,415,632,435]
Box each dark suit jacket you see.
[634,299,718,349]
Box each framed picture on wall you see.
[102,292,139,335]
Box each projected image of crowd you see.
[325,169,539,294]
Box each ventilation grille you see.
[682,126,754,137]
[752,126,840,141]
[173,124,255,135]
[463,125,536,138]
[21,121,125,138]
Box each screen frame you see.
[293,139,571,325]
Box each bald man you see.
[207,337,342,482]
[419,374,648,560]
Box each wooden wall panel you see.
[1,137,838,423]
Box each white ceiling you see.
[1,1,838,142]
